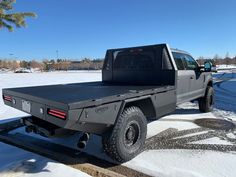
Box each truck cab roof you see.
[170,48,191,55]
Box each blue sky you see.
[0,0,236,60]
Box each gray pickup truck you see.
[2,44,214,162]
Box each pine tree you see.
[0,0,36,31]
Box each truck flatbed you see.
[3,82,175,110]
[2,43,214,162]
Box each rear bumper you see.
[22,116,76,138]
[2,92,121,135]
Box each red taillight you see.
[47,109,66,120]
[3,95,12,102]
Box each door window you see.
[183,55,199,70]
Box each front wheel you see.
[102,106,147,163]
[198,86,214,112]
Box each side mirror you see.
[204,62,212,72]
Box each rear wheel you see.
[102,106,147,163]
[198,86,214,112]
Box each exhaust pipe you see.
[77,141,87,149]
[77,133,90,149]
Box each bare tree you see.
[11,60,19,71]
[30,60,41,68]
[61,61,71,71]
[197,56,204,65]
[225,52,231,66]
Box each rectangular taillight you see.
[47,109,66,120]
[3,95,12,102]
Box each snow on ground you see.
[217,64,236,70]
[0,142,90,177]
[1,70,236,177]
[214,71,236,114]
[126,149,236,177]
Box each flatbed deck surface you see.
[4,82,174,109]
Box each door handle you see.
[190,76,194,79]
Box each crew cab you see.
[2,44,214,162]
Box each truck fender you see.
[201,78,213,97]
[116,95,156,121]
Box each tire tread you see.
[102,106,146,162]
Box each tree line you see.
[197,54,236,66]
[0,58,104,71]
[1,54,236,72]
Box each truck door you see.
[182,54,205,99]
[172,52,192,103]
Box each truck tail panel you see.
[2,91,123,134]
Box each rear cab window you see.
[113,48,155,71]
[172,52,185,70]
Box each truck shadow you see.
[172,108,201,115]
[0,158,51,175]
[1,117,236,177]
[144,118,236,152]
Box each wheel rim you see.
[124,122,140,147]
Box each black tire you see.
[198,86,214,113]
[102,106,147,163]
